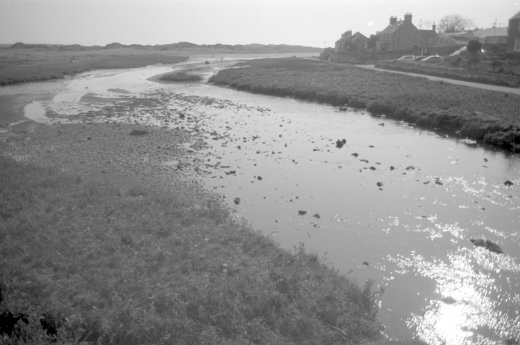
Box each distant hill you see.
[9,42,322,53]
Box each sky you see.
[1,0,519,47]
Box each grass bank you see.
[375,60,520,88]
[0,48,188,85]
[0,121,426,345]
[154,71,204,83]
[208,58,520,153]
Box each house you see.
[472,27,508,45]
[330,31,369,62]
[334,31,369,53]
[508,10,520,53]
[376,13,438,52]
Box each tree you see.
[466,40,482,68]
[466,40,482,54]
[438,14,474,33]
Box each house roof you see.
[352,32,368,41]
[379,23,400,35]
[419,29,437,39]
[472,27,508,38]
[511,10,520,20]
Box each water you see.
[2,56,520,344]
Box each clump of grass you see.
[129,128,149,136]
[158,71,203,83]
[0,155,386,345]
[209,57,520,153]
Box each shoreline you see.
[0,121,396,344]
[208,57,520,154]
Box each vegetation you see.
[376,59,520,87]
[156,71,204,83]
[437,14,474,33]
[466,40,482,54]
[209,57,520,152]
[0,48,189,85]
[0,43,320,86]
[0,152,388,344]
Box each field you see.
[0,43,321,86]
[0,47,188,85]
[209,58,520,153]
[375,60,520,87]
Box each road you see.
[357,64,520,95]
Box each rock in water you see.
[335,139,347,148]
[470,238,503,254]
[504,180,514,186]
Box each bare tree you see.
[438,14,474,33]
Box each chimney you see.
[389,16,397,25]
[404,13,412,23]
[432,23,436,32]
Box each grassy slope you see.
[375,60,520,87]
[0,48,188,85]
[209,58,520,153]
[0,151,387,345]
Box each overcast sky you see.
[1,0,519,47]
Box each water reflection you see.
[392,249,520,345]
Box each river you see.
[2,55,520,345]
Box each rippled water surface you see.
[5,56,520,344]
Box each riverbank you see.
[375,60,520,88]
[208,58,520,153]
[0,47,189,85]
[0,121,428,344]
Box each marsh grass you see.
[209,58,520,153]
[0,155,386,345]
[157,71,204,83]
[0,48,188,85]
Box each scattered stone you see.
[298,210,307,216]
[376,182,383,187]
[225,170,236,175]
[504,180,514,186]
[435,178,443,186]
[390,166,395,170]
[406,165,415,171]
[378,123,385,127]
[313,213,320,219]
[336,139,347,148]
[257,176,263,181]
[362,261,369,266]
[470,238,503,254]
[86,136,91,141]
[369,166,376,171]
[233,197,241,205]
[351,153,359,157]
